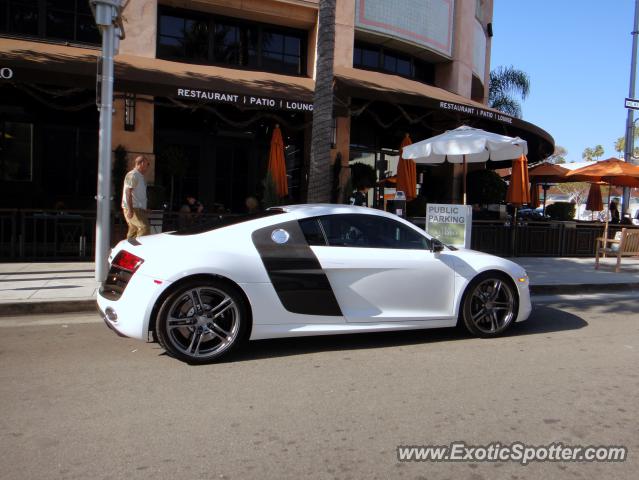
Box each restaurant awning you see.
[0,38,315,109]
[333,66,554,162]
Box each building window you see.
[158,14,209,60]
[0,0,100,44]
[124,93,136,132]
[157,7,306,76]
[0,121,33,182]
[353,42,435,85]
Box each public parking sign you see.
[625,98,639,110]
[425,203,472,249]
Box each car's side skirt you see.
[248,318,458,340]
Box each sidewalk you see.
[0,257,638,316]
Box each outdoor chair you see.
[595,228,639,272]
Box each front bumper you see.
[516,281,532,322]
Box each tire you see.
[155,279,249,364]
[460,272,518,338]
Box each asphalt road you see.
[0,293,638,480]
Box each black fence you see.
[409,218,637,257]
[0,209,234,261]
[0,209,636,261]
[469,220,616,257]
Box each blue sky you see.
[490,0,635,162]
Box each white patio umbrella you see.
[401,125,528,204]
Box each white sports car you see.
[98,204,530,363]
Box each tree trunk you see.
[307,0,336,203]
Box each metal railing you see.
[464,220,633,257]
[0,209,236,261]
[1,209,636,261]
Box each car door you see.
[300,214,457,323]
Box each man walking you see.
[122,155,151,239]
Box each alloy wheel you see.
[164,286,241,360]
[468,278,515,334]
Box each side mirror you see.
[431,239,444,253]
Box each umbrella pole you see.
[542,184,548,215]
[462,155,467,205]
[511,207,518,256]
[603,183,611,258]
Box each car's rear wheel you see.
[155,279,248,363]
[461,273,518,338]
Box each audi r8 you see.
[98,204,530,363]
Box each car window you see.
[299,218,327,246]
[317,214,430,250]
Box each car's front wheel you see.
[461,273,518,338]
[155,279,248,363]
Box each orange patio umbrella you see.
[565,157,639,236]
[376,175,397,187]
[268,124,288,198]
[530,183,541,209]
[528,161,568,214]
[527,162,569,183]
[565,157,639,187]
[396,133,417,201]
[585,183,603,213]
[506,154,531,206]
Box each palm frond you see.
[489,65,530,100]
[489,94,522,118]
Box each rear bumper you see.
[97,273,169,341]
[98,305,130,338]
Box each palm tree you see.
[488,66,530,119]
[582,147,594,162]
[307,0,336,203]
[592,144,604,160]
[615,132,639,158]
[547,145,567,164]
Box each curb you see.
[0,300,96,317]
[530,283,639,295]
[0,283,638,317]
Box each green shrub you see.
[467,169,507,205]
[350,162,376,190]
[545,201,575,220]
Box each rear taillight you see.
[112,250,144,273]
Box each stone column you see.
[112,0,158,180]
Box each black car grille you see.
[99,265,134,301]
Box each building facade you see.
[0,0,553,212]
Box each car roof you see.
[276,203,401,221]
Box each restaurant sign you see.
[177,88,313,112]
[439,101,513,125]
[425,203,472,249]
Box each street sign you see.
[625,98,639,110]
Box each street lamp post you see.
[91,0,124,283]
[622,0,639,214]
